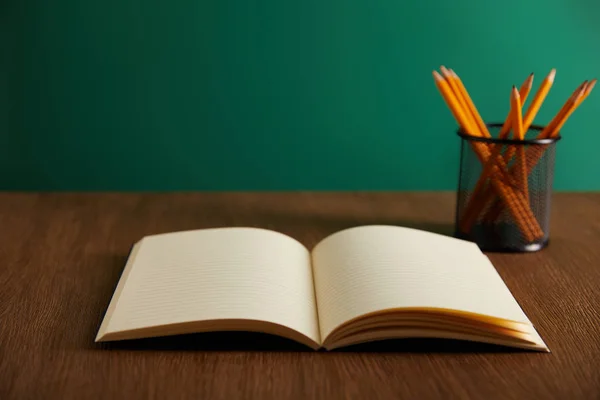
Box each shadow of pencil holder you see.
[453,123,561,252]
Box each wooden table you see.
[1,192,599,399]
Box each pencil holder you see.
[454,123,561,252]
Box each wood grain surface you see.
[1,192,599,399]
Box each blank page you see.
[97,227,320,344]
[311,225,534,341]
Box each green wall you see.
[2,0,600,190]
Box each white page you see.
[97,227,320,345]
[311,225,534,341]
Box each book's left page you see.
[96,227,321,349]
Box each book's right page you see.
[310,225,546,348]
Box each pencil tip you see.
[587,79,597,93]
[548,68,557,82]
[512,85,521,100]
[440,66,453,78]
[432,70,443,80]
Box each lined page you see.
[97,227,320,344]
[311,225,533,341]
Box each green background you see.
[2,0,599,190]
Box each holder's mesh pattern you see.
[454,124,558,252]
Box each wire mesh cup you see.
[454,123,561,252]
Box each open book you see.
[96,225,548,351]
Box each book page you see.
[311,225,534,341]
[96,227,320,347]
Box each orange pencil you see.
[460,75,533,230]
[511,86,529,202]
[433,70,541,240]
[523,69,556,131]
[460,86,537,234]
[440,66,476,132]
[544,79,595,138]
[520,73,535,105]
[432,71,478,136]
[539,80,588,139]
[483,79,594,224]
[497,73,534,141]
[583,79,598,102]
[450,69,491,138]
[480,71,556,222]
[459,86,518,229]
[479,71,557,224]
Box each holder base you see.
[454,223,549,253]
